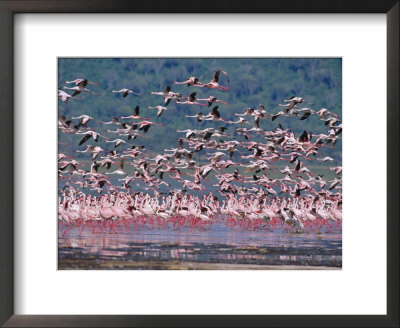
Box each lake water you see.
[58,218,342,270]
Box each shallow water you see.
[58,219,342,269]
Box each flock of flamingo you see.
[58,69,342,235]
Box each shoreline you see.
[58,259,341,270]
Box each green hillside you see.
[58,58,342,163]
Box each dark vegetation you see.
[58,58,341,163]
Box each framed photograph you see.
[1,1,398,327]
[57,56,343,272]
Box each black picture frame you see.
[0,1,398,327]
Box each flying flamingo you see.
[279,96,304,111]
[172,76,203,87]
[64,78,98,87]
[71,115,93,128]
[63,84,98,97]
[139,121,164,133]
[317,156,334,163]
[185,112,204,122]
[76,145,105,160]
[58,89,74,103]
[106,159,127,175]
[111,88,140,97]
[146,105,168,117]
[105,139,127,148]
[76,130,108,146]
[201,69,229,91]
[196,95,229,107]
[203,106,229,122]
[100,117,121,125]
[176,92,207,106]
[121,106,150,120]
[150,85,183,106]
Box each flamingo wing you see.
[211,106,220,118]
[79,134,91,146]
[189,92,196,102]
[164,97,171,106]
[212,70,220,83]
